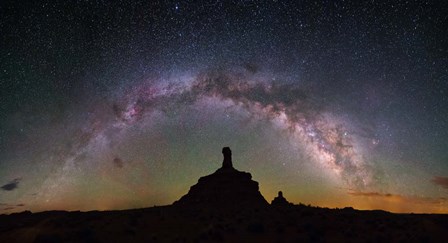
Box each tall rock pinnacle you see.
[222,147,233,169]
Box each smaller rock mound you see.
[271,191,292,207]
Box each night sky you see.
[1,0,447,214]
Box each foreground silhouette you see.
[1,147,447,242]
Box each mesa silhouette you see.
[1,147,447,242]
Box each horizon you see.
[1,147,447,215]
[1,1,447,215]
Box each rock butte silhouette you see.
[174,147,270,209]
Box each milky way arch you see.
[104,67,377,189]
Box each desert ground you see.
[1,204,447,242]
